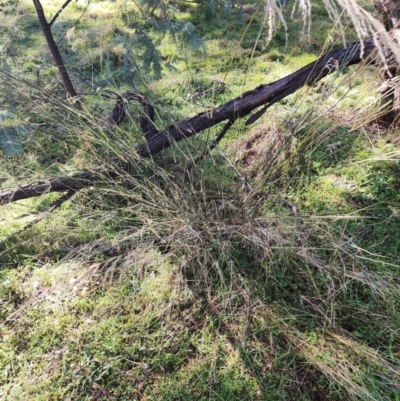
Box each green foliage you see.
[0,0,20,14]
[195,0,237,25]
[180,21,207,54]
[136,30,164,78]
[0,110,29,157]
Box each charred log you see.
[0,38,377,206]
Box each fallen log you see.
[0,38,376,206]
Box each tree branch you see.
[102,90,157,138]
[125,90,157,140]
[185,119,235,172]
[56,0,91,46]
[48,0,73,27]
[0,38,376,206]
[9,190,76,237]
[0,171,110,204]
[137,38,376,157]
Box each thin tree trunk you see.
[32,0,78,100]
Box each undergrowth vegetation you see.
[0,0,399,400]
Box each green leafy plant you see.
[0,110,30,157]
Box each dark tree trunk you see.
[374,0,400,31]
[374,0,400,123]
[0,38,377,206]
[32,0,78,100]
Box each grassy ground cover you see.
[0,0,399,400]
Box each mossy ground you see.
[1,0,399,400]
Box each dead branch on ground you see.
[0,38,376,207]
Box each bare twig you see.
[185,119,234,172]
[56,0,91,46]
[245,103,269,126]
[49,0,73,27]
[218,151,254,193]
[280,198,298,214]
[126,90,157,139]
[15,13,37,27]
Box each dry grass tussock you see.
[40,117,398,399]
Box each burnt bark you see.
[138,38,376,157]
[102,90,156,138]
[32,0,78,100]
[0,172,110,204]
[0,38,376,207]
